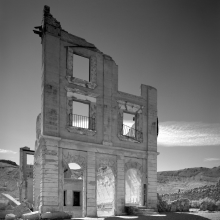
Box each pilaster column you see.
[146,152,158,210]
[86,152,97,216]
[39,137,60,213]
[116,155,125,215]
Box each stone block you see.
[22,211,40,220]
[41,211,71,219]
[86,207,97,217]
[5,214,16,220]
[40,191,58,197]
[41,187,58,192]
[87,193,96,198]
[40,182,58,188]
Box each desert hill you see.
[157,166,220,194]
[0,161,19,198]
[0,160,18,167]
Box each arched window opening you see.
[64,162,83,179]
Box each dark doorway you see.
[73,191,80,206]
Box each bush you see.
[216,201,220,211]
[190,200,201,208]
[199,197,217,211]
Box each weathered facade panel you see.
[34,5,158,217]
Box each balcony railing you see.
[69,114,95,131]
[121,124,142,142]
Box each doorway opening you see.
[97,166,115,216]
[125,168,141,205]
[63,162,84,217]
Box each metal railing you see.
[69,114,95,130]
[121,124,142,141]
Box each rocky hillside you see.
[157,166,220,195]
[161,179,220,202]
[0,161,20,198]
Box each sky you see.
[0,0,220,171]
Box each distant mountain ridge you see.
[157,166,220,194]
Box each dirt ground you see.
[89,212,220,220]
[187,211,220,220]
[109,212,220,220]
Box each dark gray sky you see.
[0,0,219,171]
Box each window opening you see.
[69,163,81,170]
[73,55,90,81]
[122,112,136,137]
[70,101,95,130]
[64,190,67,206]
[73,191,80,206]
[27,154,34,165]
[68,163,83,180]
[71,101,89,129]
[97,166,115,216]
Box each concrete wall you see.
[34,5,158,217]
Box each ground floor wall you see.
[34,135,158,217]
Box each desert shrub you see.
[200,197,217,211]
[216,201,220,211]
[190,200,201,208]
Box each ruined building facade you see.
[34,6,158,217]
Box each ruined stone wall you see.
[35,5,158,216]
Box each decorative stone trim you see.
[66,126,96,136]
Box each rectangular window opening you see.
[71,101,91,129]
[73,54,90,81]
[64,190,67,206]
[73,191,80,206]
[27,154,34,165]
[122,112,136,137]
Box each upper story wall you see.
[39,6,157,152]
